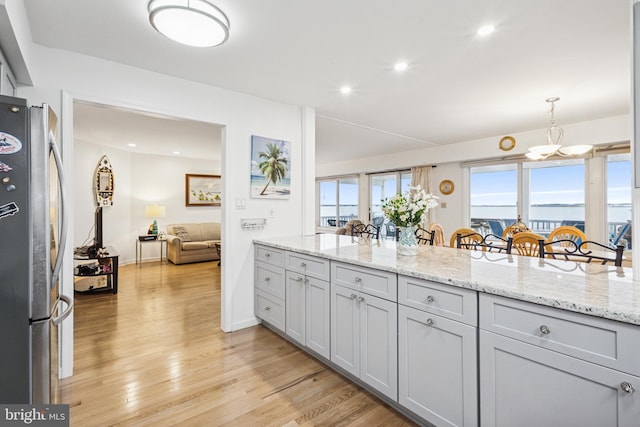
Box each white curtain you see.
[411,166,436,226]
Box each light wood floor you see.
[62,260,417,426]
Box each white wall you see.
[74,140,222,264]
[16,44,311,378]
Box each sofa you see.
[166,223,221,265]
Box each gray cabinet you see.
[254,245,286,332]
[480,294,640,426]
[331,282,398,400]
[285,252,330,359]
[398,276,478,427]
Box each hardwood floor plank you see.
[61,261,417,426]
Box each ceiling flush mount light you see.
[477,25,495,36]
[148,0,230,47]
[525,97,593,160]
[394,61,408,72]
[340,86,352,95]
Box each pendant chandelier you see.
[148,0,230,48]
[525,97,593,160]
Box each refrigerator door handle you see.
[52,294,73,326]
[49,135,68,287]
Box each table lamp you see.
[145,205,166,235]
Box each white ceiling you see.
[24,0,632,164]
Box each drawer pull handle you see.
[264,277,270,282]
[350,293,357,300]
[296,277,303,283]
[265,306,271,311]
[425,318,434,327]
[354,276,362,284]
[265,253,271,258]
[426,295,435,303]
[539,325,551,335]
[621,382,636,394]
[358,296,365,303]
[300,262,306,268]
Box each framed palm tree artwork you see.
[250,135,291,199]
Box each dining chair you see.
[351,223,381,239]
[511,231,546,257]
[548,225,587,248]
[429,223,446,246]
[540,239,624,266]
[415,227,435,245]
[456,231,513,254]
[385,222,398,241]
[449,228,480,249]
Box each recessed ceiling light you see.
[394,62,408,72]
[340,86,352,95]
[127,143,137,147]
[173,151,181,155]
[477,25,495,36]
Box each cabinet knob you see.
[621,382,636,394]
[300,262,306,268]
[425,318,434,327]
[296,277,304,283]
[358,296,365,303]
[265,253,271,258]
[350,293,357,300]
[354,276,362,284]
[539,325,551,335]
[264,277,270,282]
[265,306,271,311]
[426,295,435,303]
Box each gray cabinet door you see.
[306,277,330,359]
[360,292,398,400]
[480,330,640,427]
[331,284,359,376]
[285,271,306,346]
[399,305,477,427]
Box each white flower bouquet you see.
[381,185,439,227]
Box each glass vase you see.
[397,225,418,256]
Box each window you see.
[470,165,517,237]
[318,177,358,227]
[607,154,631,249]
[525,159,585,236]
[370,171,411,238]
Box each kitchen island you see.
[254,234,640,427]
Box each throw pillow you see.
[173,226,192,242]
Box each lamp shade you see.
[145,205,166,218]
[148,0,230,47]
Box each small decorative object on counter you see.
[382,185,439,256]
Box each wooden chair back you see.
[450,228,480,249]
[429,223,446,246]
[511,231,545,257]
[548,225,588,248]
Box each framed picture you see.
[185,174,221,206]
[250,135,291,199]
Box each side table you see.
[74,246,119,294]
[136,238,167,267]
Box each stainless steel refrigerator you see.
[0,95,73,404]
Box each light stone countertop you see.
[254,234,640,326]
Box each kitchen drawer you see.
[480,294,640,375]
[255,290,285,332]
[332,261,397,301]
[255,261,285,299]
[285,251,330,281]
[399,275,477,326]
[255,244,285,268]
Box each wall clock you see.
[439,179,454,195]
[499,135,516,151]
